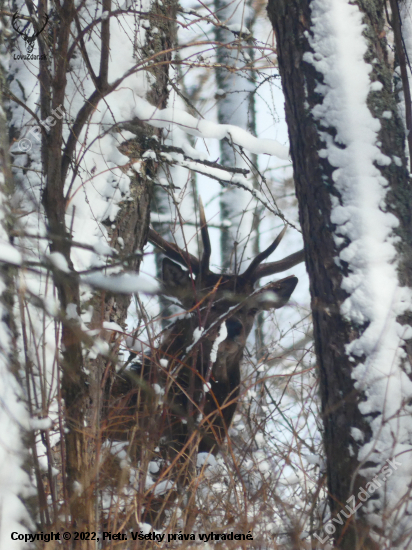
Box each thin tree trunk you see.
[214,0,257,270]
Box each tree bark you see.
[267,0,412,548]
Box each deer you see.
[103,203,304,528]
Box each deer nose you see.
[225,318,243,340]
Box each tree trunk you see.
[214,0,258,270]
[268,0,412,548]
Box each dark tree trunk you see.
[267,0,412,548]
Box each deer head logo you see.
[12,11,48,54]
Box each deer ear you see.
[162,258,192,298]
[257,276,298,310]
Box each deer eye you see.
[248,308,258,316]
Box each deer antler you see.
[147,228,201,274]
[242,226,287,280]
[12,12,48,37]
[199,197,211,275]
[242,226,305,282]
[148,199,211,276]
[12,11,49,55]
[12,12,25,36]
[148,218,305,281]
[252,249,305,280]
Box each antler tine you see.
[147,228,201,274]
[242,226,287,280]
[199,197,211,275]
[252,248,305,280]
[12,13,23,34]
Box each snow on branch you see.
[82,272,159,294]
[132,96,290,160]
[141,143,294,223]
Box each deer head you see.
[146,201,304,453]
[12,12,48,54]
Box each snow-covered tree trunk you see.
[0,35,33,549]
[268,0,412,547]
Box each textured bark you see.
[267,0,411,548]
